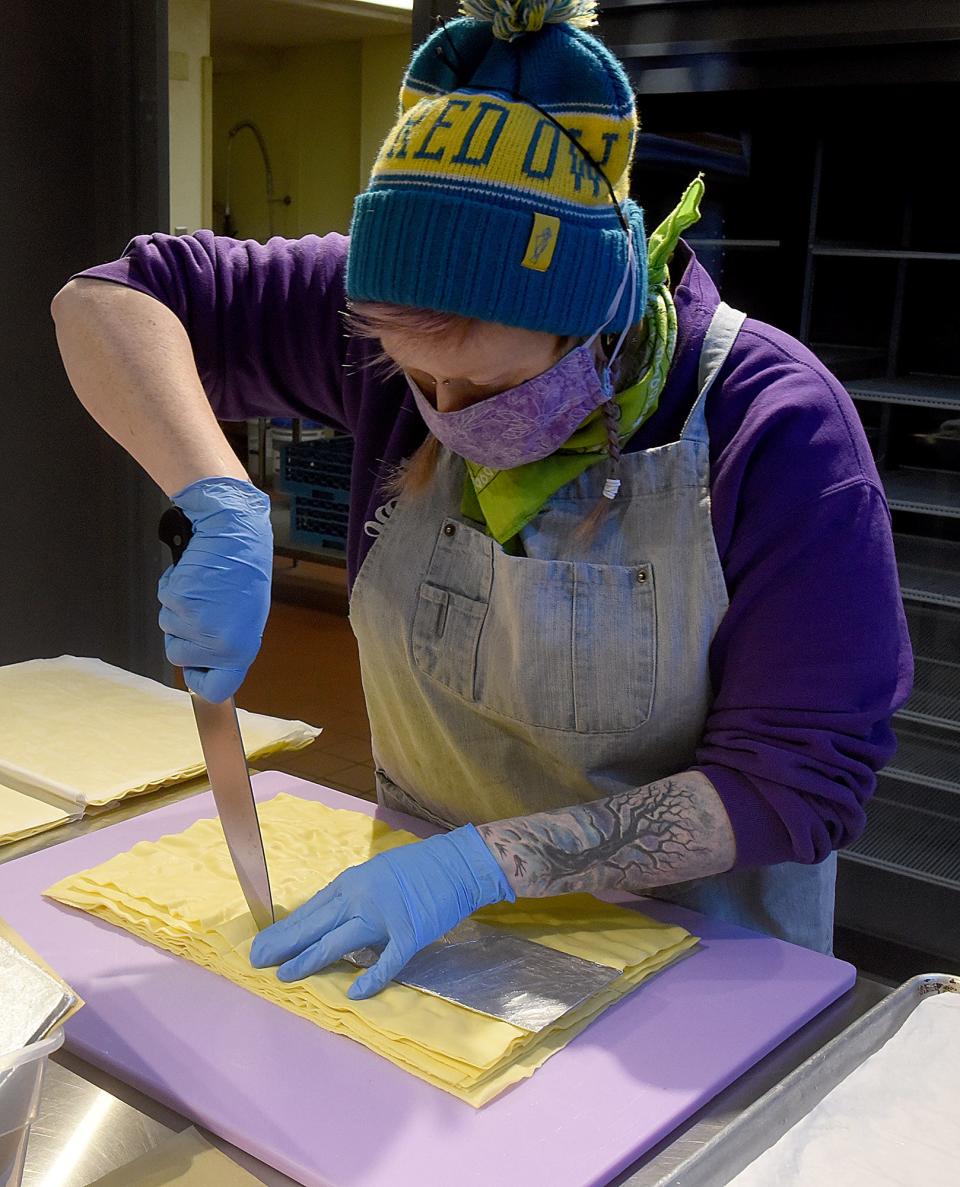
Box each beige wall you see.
[213,44,359,241]
[212,32,410,243]
[290,42,364,238]
[359,33,411,190]
[168,0,211,234]
[167,2,411,243]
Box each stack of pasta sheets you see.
[0,782,72,845]
[45,793,697,1106]
[0,657,320,843]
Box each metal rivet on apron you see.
[443,523,456,537]
[637,569,647,583]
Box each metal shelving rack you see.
[609,66,960,968]
[797,138,960,964]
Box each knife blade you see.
[159,507,275,932]
[189,692,275,931]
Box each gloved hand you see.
[249,824,515,999]
[158,476,273,703]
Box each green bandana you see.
[462,175,705,546]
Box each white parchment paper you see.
[728,992,960,1186]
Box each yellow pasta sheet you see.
[0,781,72,844]
[0,657,320,807]
[45,793,697,1106]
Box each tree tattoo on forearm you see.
[477,772,735,897]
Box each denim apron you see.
[349,302,836,953]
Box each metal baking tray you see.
[647,973,959,1187]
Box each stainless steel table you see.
[4,784,891,1187]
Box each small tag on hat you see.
[521,213,560,272]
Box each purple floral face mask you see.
[406,344,613,470]
[406,232,639,471]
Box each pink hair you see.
[346,300,476,340]
[345,301,477,380]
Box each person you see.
[51,0,913,999]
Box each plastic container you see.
[280,436,354,557]
[268,419,332,461]
[276,435,354,498]
[0,1028,64,1187]
[245,419,332,479]
[289,490,350,555]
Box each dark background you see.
[1,2,169,678]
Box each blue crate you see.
[288,489,350,556]
[277,436,353,498]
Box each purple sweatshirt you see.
[76,232,914,868]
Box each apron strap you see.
[680,301,748,443]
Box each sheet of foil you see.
[0,935,76,1056]
[345,919,621,1032]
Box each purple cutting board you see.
[0,771,855,1187]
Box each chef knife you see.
[159,507,275,932]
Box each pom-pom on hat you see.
[346,0,646,337]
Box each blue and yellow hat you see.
[345,0,646,336]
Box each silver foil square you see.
[346,919,621,1032]
[0,935,75,1056]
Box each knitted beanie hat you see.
[345,0,646,336]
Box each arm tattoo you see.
[477,771,736,898]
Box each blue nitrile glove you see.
[249,824,515,999]
[158,477,273,703]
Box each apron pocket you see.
[476,557,657,734]
[411,581,488,702]
[572,562,658,733]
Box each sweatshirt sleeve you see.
[691,330,915,868]
[73,231,356,430]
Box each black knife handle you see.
[159,507,193,566]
